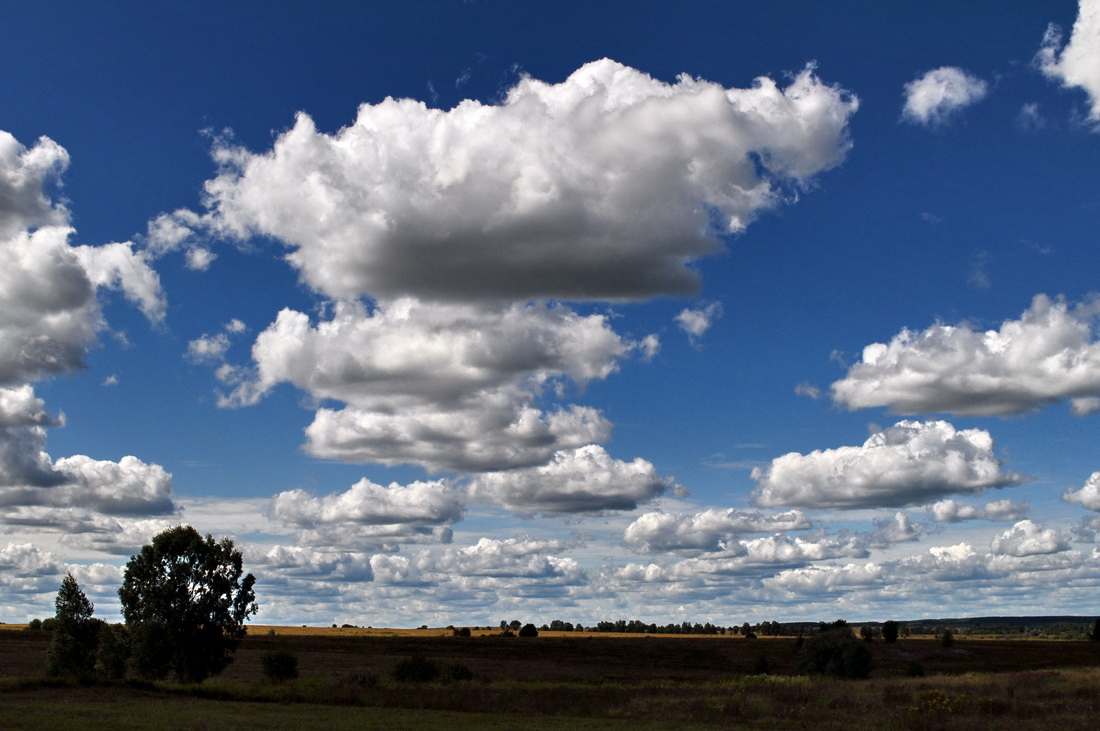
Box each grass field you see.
[3,627,1100,729]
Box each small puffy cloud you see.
[273,478,462,527]
[930,498,1029,523]
[675,302,722,340]
[430,536,584,582]
[273,478,461,551]
[794,382,821,400]
[256,545,375,582]
[991,520,1070,557]
[622,508,811,553]
[468,444,677,515]
[864,512,926,548]
[187,332,230,363]
[750,420,1024,509]
[832,294,1100,417]
[902,67,989,125]
[1063,471,1100,510]
[1036,0,1100,126]
[50,455,175,516]
[188,59,857,304]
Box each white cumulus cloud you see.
[902,67,989,125]
[1063,471,1100,510]
[468,444,679,515]
[750,420,1024,509]
[185,59,857,304]
[930,498,1029,523]
[623,508,811,553]
[831,294,1100,417]
[1037,0,1100,126]
[991,520,1070,557]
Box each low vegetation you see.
[4,626,1100,729]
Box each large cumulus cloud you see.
[0,131,174,525]
[1037,0,1100,126]
[184,59,857,303]
[831,294,1100,417]
[751,420,1024,509]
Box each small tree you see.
[46,573,101,677]
[881,620,900,644]
[518,623,539,637]
[859,626,875,643]
[119,525,256,683]
[940,629,955,648]
[1090,618,1100,641]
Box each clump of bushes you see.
[394,655,440,682]
[392,655,473,682]
[262,649,299,682]
[796,621,872,679]
[518,623,539,637]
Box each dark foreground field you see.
[3,629,1100,729]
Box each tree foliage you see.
[796,621,872,679]
[45,573,101,677]
[119,525,257,682]
[881,620,900,644]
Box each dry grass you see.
[4,630,1100,729]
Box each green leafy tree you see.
[46,573,101,677]
[119,525,257,683]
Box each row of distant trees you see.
[487,617,1097,640]
[37,525,256,683]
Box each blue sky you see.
[3,0,1100,627]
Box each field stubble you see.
[2,629,1100,729]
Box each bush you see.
[881,620,900,644]
[518,623,539,638]
[393,655,440,682]
[262,650,299,682]
[940,629,955,648]
[445,662,474,681]
[796,624,873,679]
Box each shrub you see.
[940,629,955,648]
[445,662,474,681]
[881,620,900,644]
[796,624,873,679]
[262,650,299,682]
[518,623,539,638]
[393,655,440,682]
[26,618,42,632]
[753,655,771,675]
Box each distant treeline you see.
[508,616,1099,639]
